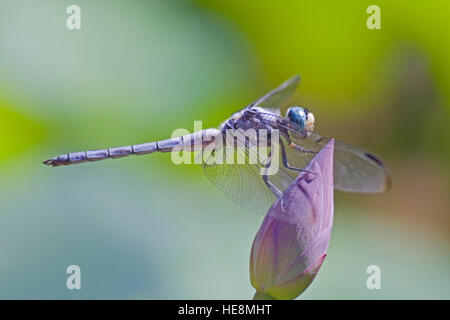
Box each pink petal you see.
[250,139,334,299]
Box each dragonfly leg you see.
[289,142,317,154]
[279,127,316,154]
[279,139,316,175]
[262,172,282,198]
[259,146,283,198]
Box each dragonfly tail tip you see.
[42,159,56,166]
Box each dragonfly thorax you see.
[219,107,280,133]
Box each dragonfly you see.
[43,75,391,214]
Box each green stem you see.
[253,291,274,300]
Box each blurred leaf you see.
[0,98,46,162]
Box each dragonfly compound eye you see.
[287,106,307,129]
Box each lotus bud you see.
[250,139,335,300]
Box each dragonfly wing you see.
[253,114,391,194]
[252,75,300,109]
[332,139,391,193]
[202,146,276,214]
[302,133,391,193]
[201,139,295,215]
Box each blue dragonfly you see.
[44,75,390,214]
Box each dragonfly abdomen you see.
[42,144,154,167]
[42,129,221,167]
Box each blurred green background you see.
[0,0,448,299]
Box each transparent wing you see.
[202,146,276,214]
[252,75,300,109]
[329,138,391,193]
[256,115,391,194]
[201,139,295,215]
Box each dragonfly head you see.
[286,106,315,132]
